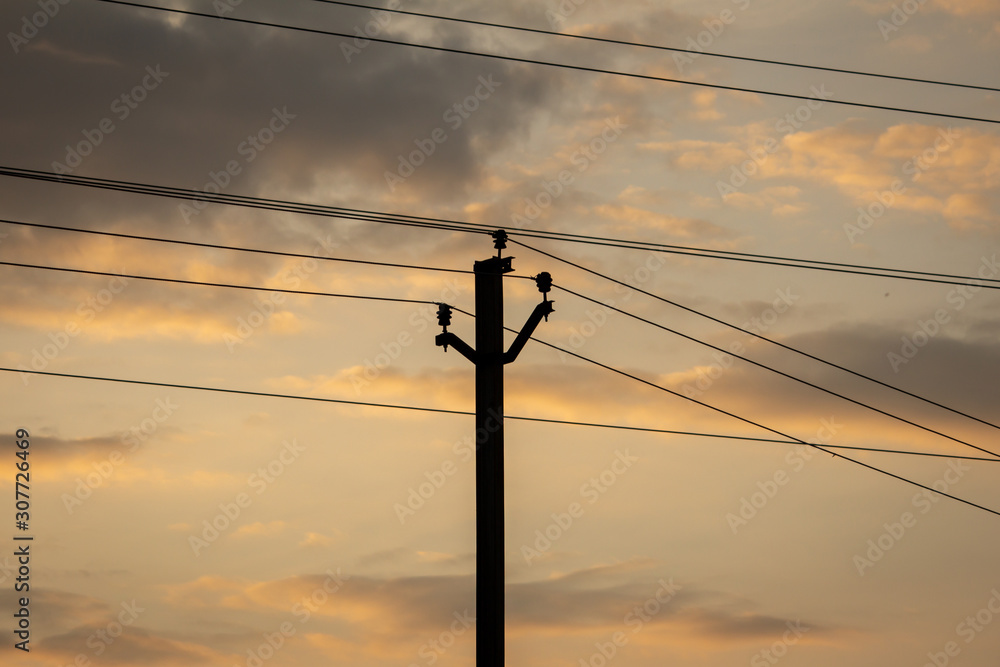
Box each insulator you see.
[436,303,452,328]
[492,229,508,252]
[535,271,552,295]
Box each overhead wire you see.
[0,167,483,236]
[3,235,997,512]
[5,365,1000,479]
[2,167,997,290]
[552,281,1000,459]
[505,415,999,462]
[88,0,1000,126]
[9,251,994,459]
[0,260,442,306]
[0,218,478,276]
[312,0,1000,94]
[509,332,1000,517]
[511,238,1000,435]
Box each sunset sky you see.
[2,0,999,665]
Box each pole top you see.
[474,255,514,274]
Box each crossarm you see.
[502,300,555,365]
[435,332,478,364]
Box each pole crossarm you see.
[434,299,555,364]
[503,300,555,364]
[434,331,478,363]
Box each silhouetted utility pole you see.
[435,230,554,667]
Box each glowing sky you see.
[1,0,999,665]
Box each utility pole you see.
[435,230,554,667]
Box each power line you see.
[0,218,477,276]
[0,167,481,236]
[0,260,441,306]
[512,334,1000,517]
[10,254,991,461]
[4,366,473,417]
[553,281,1000,459]
[511,240,1000,434]
[508,233,1000,290]
[313,0,1000,94]
[3,366,997,462]
[89,0,1000,126]
[505,415,999,462]
[3,167,997,291]
[26,231,990,458]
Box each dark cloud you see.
[173,560,834,645]
[1,433,122,462]
[1,1,560,208]
[0,588,109,636]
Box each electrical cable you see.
[88,0,1000,126]
[0,260,441,306]
[512,239,1000,435]
[311,0,1000,94]
[0,218,477,276]
[510,333,1000,517]
[4,367,998,464]
[3,167,997,290]
[551,281,1000,459]
[10,255,987,461]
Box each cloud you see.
[0,587,232,666]
[154,559,837,660]
[852,0,1000,16]
[231,520,285,539]
[298,531,334,548]
[644,121,1000,229]
[37,627,228,666]
[0,1,562,207]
